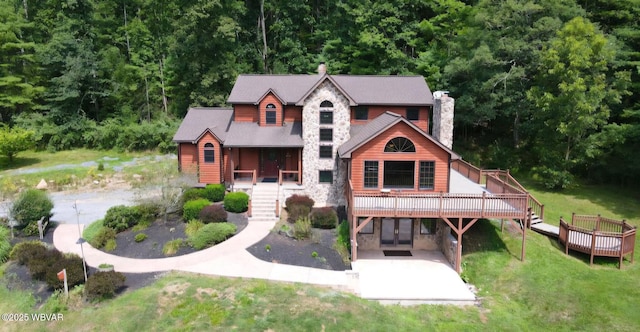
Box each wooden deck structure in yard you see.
[559,213,636,269]
[347,159,545,274]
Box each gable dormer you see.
[258,90,284,126]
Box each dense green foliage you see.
[103,205,143,232]
[85,271,126,302]
[9,241,84,289]
[0,227,12,264]
[182,199,210,221]
[223,192,249,213]
[0,126,34,161]
[293,217,312,240]
[89,227,117,250]
[203,184,226,202]
[310,207,338,229]
[190,223,237,250]
[0,0,639,186]
[9,189,53,227]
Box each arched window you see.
[266,103,276,108]
[204,143,215,163]
[384,137,416,152]
[320,100,333,108]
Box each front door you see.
[262,148,279,177]
[381,218,413,246]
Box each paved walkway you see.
[53,220,349,289]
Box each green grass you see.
[82,220,105,244]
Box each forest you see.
[1,0,638,188]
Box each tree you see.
[0,125,34,161]
[527,17,630,173]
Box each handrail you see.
[232,170,256,185]
[484,169,545,222]
[451,159,482,184]
[278,170,301,185]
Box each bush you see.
[285,194,314,210]
[190,223,237,250]
[163,239,184,256]
[21,222,40,236]
[90,227,117,249]
[183,199,210,221]
[10,189,54,227]
[185,219,204,237]
[337,220,351,254]
[0,227,10,264]
[85,271,126,301]
[198,205,228,223]
[203,184,225,202]
[134,233,147,242]
[287,205,310,223]
[9,240,47,265]
[46,254,85,289]
[535,167,574,190]
[181,188,205,204]
[223,192,249,213]
[135,202,160,224]
[310,207,337,229]
[103,205,143,232]
[293,217,312,240]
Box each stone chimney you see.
[317,62,327,75]
[432,91,454,149]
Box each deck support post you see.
[351,213,358,261]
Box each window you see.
[319,170,333,183]
[419,161,435,190]
[320,111,333,124]
[406,108,419,121]
[384,137,416,152]
[320,128,333,141]
[319,145,333,158]
[358,217,374,234]
[204,143,215,163]
[420,218,437,234]
[355,106,368,120]
[383,161,414,188]
[265,111,276,124]
[320,100,333,108]
[364,161,378,188]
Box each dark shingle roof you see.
[224,122,303,147]
[172,108,233,143]
[338,111,459,159]
[227,74,433,106]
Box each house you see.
[173,63,539,274]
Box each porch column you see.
[297,148,302,185]
[351,214,358,261]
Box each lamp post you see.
[73,201,88,283]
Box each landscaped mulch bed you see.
[246,228,351,271]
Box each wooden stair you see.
[529,213,560,238]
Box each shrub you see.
[104,239,117,251]
[134,233,147,243]
[310,207,337,229]
[163,239,184,256]
[10,189,54,227]
[103,205,142,232]
[0,227,10,264]
[287,204,310,223]
[181,188,205,204]
[82,220,104,244]
[223,192,249,213]
[337,220,351,254]
[535,167,574,190]
[135,202,160,223]
[46,254,85,289]
[21,222,40,236]
[190,223,237,250]
[185,219,204,237]
[85,271,126,301]
[203,184,225,202]
[90,227,117,249]
[198,204,228,223]
[27,249,64,281]
[293,217,312,240]
[285,194,314,210]
[9,240,47,265]
[183,199,210,221]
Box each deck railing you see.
[278,170,301,185]
[350,190,528,219]
[451,159,482,184]
[559,214,636,268]
[232,170,256,185]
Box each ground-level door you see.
[380,218,413,247]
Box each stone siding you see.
[433,93,455,149]
[438,220,459,268]
[302,80,350,206]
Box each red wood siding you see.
[239,148,260,170]
[350,121,449,192]
[179,143,198,174]
[284,105,302,122]
[350,106,429,132]
[259,93,282,126]
[197,132,222,184]
[223,148,231,183]
[234,104,258,122]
